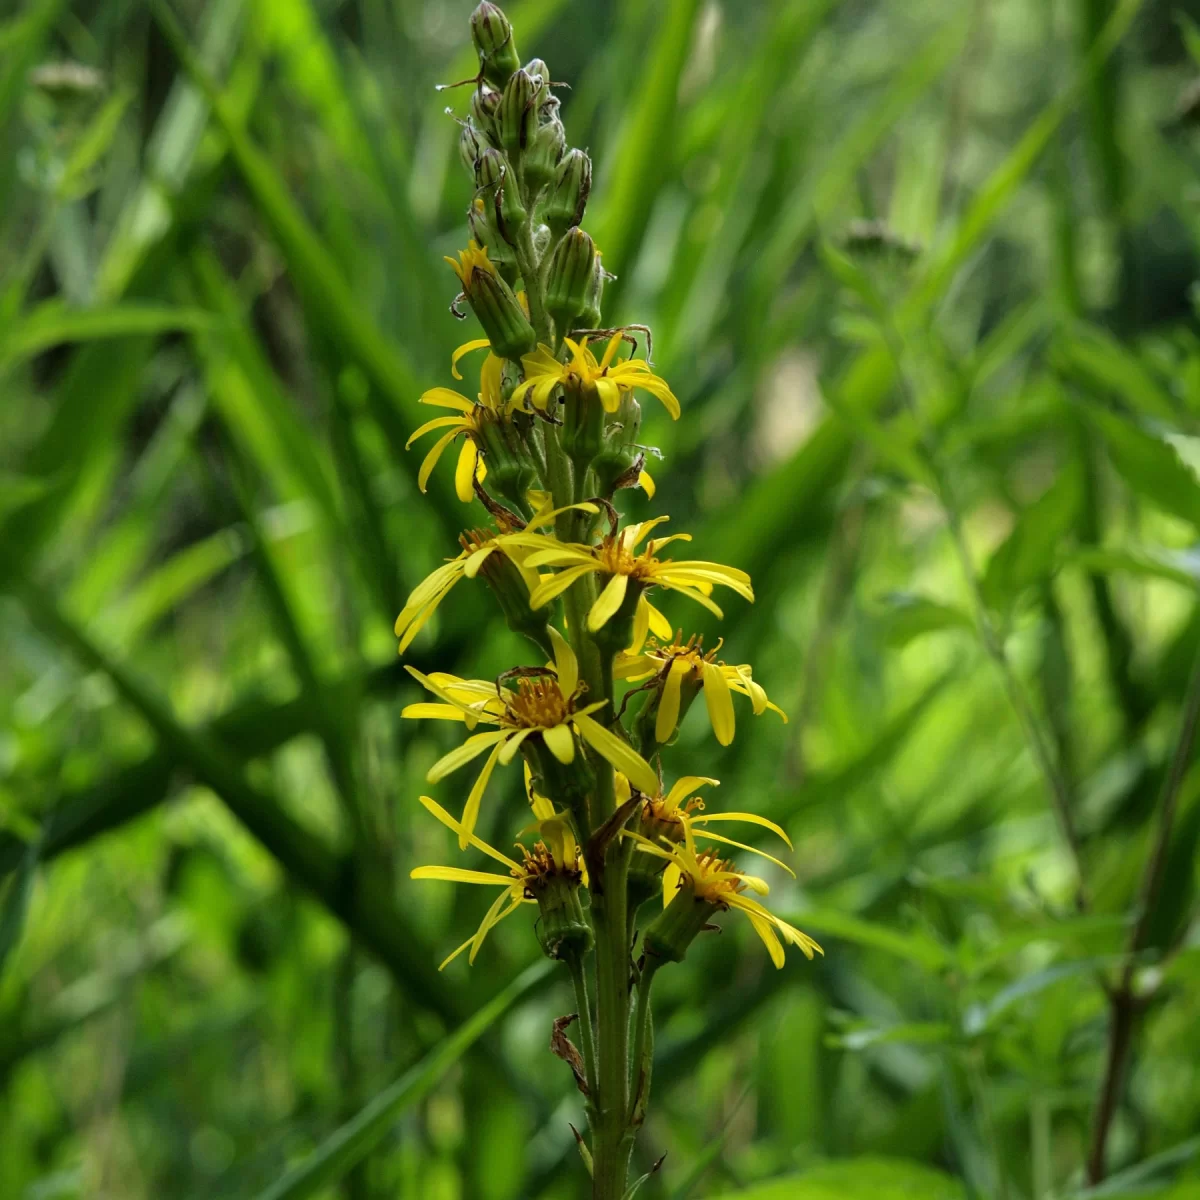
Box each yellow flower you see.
[629,820,822,969]
[402,628,658,843]
[410,795,582,969]
[618,774,794,878]
[519,517,754,631]
[393,500,599,653]
[615,633,786,746]
[510,332,680,418]
[407,348,513,503]
[444,240,498,293]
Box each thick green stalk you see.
[565,948,600,1103]
[628,960,657,1127]
[591,860,633,1199]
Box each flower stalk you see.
[399,8,822,1195]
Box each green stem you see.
[591,860,633,1199]
[516,221,552,347]
[566,948,600,1102]
[628,960,657,1126]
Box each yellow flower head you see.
[517,517,753,633]
[393,500,599,653]
[406,344,512,502]
[510,332,680,419]
[410,796,582,969]
[617,774,795,878]
[628,819,822,969]
[402,628,658,844]
[615,632,787,746]
[444,240,498,294]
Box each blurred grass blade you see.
[147,0,461,521]
[254,961,552,1200]
[1088,407,1200,528]
[790,908,952,972]
[0,301,212,371]
[592,0,702,299]
[909,0,1145,315]
[0,840,38,980]
[4,573,465,1021]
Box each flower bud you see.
[474,146,506,193]
[448,245,537,360]
[642,882,715,965]
[469,269,537,360]
[460,526,546,647]
[524,116,565,192]
[590,392,643,496]
[524,57,551,87]
[467,200,518,281]
[545,149,592,236]
[473,413,538,509]
[531,871,592,960]
[493,180,528,245]
[497,69,540,156]
[545,226,595,328]
[469,86,502,142]
[470,2,521,88]
[577,251,606,328]
[459,121,487,176]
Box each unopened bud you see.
[525,116,565,192]
[643,882,715,965]
[545,149,591,236]
[452,249,536,360]
[590,392,643,496]
[578,251,607,328]
[524,57,551,86]
[467,199,518,278]
[459,122,486,176]
[545,226,595,327]
[531,872,592,960]
[470,86,502,141]
[474,146,506,192]
[493,180,528,245]
[497,69,540,155]
[470,3,521,88]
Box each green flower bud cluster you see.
[452,3,597,356]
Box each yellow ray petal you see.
[418,796,521,870]
[417,429,461,493]
[655,657,691,744]
[455,438,480,503]
[691,828,794,877]
[690,810,792,849]
[548,626,578,697]
[459,738,506,846]
[662,776,719,813]
[542,721,576,765]
[573,713,657,795]
[426,729,508,784]
[451,338,491,379]
[701,660,737,746]
[405,414,468,449]
[411,866,513,885]
[418,387,475,412]
[588,572,629,631]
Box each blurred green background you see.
[3,0,1200,1197]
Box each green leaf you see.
[788,909,952,973]
[982,464,1082,610]
[711,1157,967,1200]
[825,1022,954,1052]
[592,0,702,296]
[252,961,552,1200]
[1072,546,1200,590]
[0,473,55,520]
[1063,1135,1200,1197]
[57,87,135,198]
[1060,324,1179,423]
[875,592,974,647]
[1088,408,1200,528]
[0,840,37,980]
[0,301,213,371]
